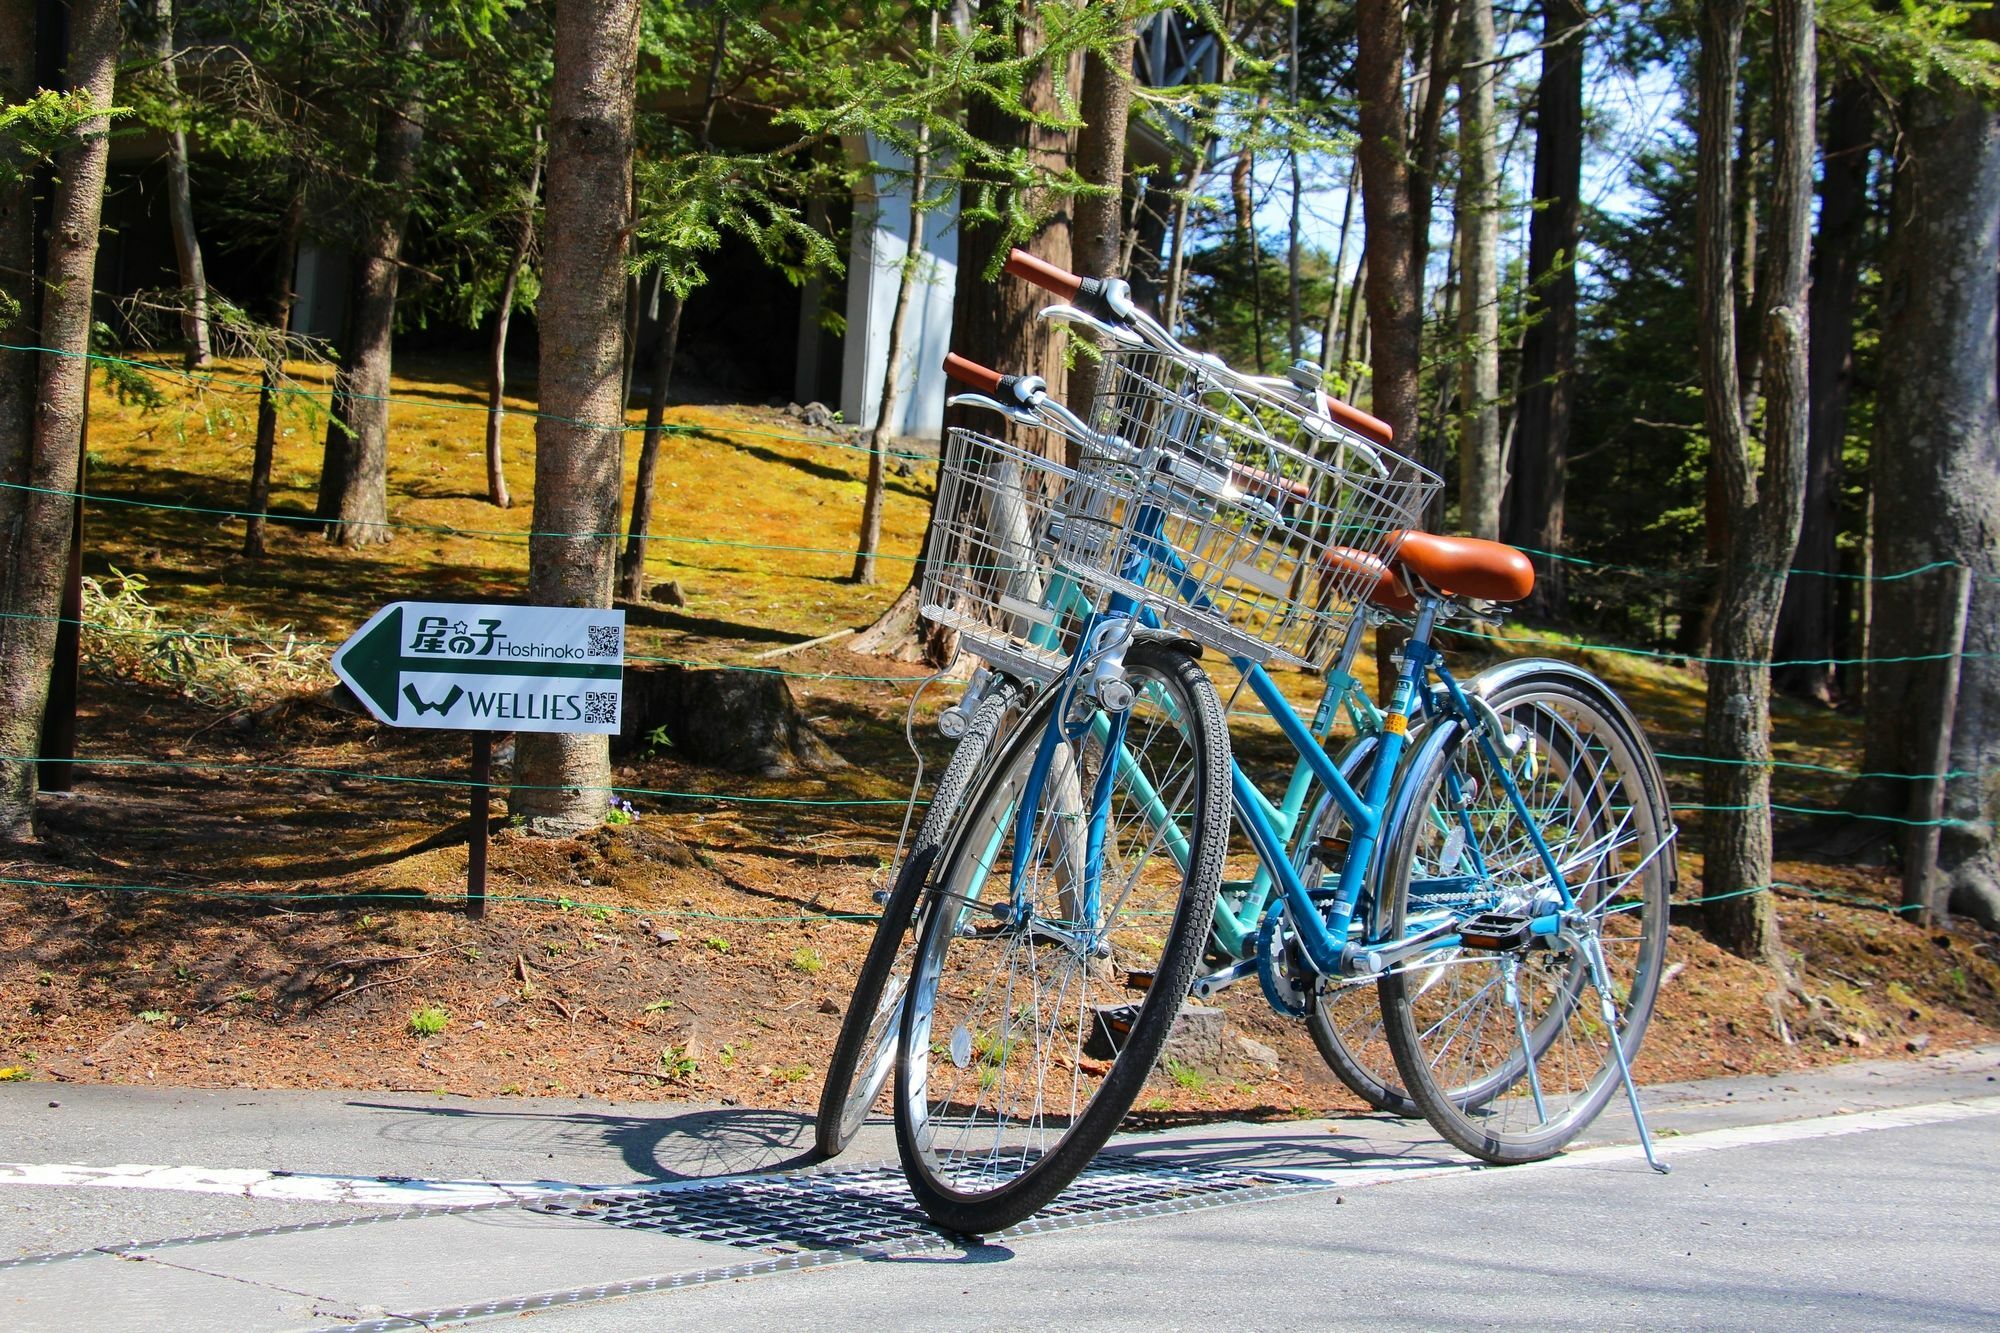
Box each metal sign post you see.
[332,602,626,916]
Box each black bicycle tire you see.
[1378,666,1674,1164]
[812,678,1023,1159]
[893,643,1230,1233]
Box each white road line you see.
[1257,1094,2000,1184]
[4,1096,1996,1207]
[0,1162,598,1207]
[1549,1093,2000,1170]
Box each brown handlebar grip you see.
[1325,397,1394,447]
[1002,248,1084,303]
[942,352,1006,396]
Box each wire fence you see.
[0,344,1986,926]
[0,869,1917,922]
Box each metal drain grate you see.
[325,1160,1323,1331]
[529,1165,933,1253]
[528,1159,1290,1254]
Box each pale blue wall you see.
[840,131,959,440]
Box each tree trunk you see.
[484,141,542,512]
[1,4,40,488]
[145,0,209,368]
[1408,0,1461,289]
[1160,132,1208,336]
[1454,0,1502,539]
[512,0,643,835]
[0,0,118,841]
[617,289,683,601]
[1855,13,2000,927]
[1318,159,1357,366]
[1773,82,1872,702]
[618,293,679,602]
[852,99,934,585]
[853,2,1078,665]
[1238,133,1266,376]
[1694,0,1815,964]
[244,188,305,558]
[619,11,726,604]
[1501,0,1584,613]
[1353,0,1420,443]
[314,3,427,547]
[1734,83,1763,423]
[1065,20,1133,415]
[1337,243,1366,390]
[1286,0,1305,363]
[617,264,640,417]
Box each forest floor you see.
[2,353,1996,1121]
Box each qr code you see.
[583,691,618,725]
[586,624,622,659]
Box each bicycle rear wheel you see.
[1379,666,1673,1164]
[815,679,1024,1159]
[894,641,1229,1233]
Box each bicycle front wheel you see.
[1379,665,1674,1164]
[815,679,1025,1159]
[894,641,1229,1233]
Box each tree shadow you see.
[616,601,802,645]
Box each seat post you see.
[1381,596,1444,732]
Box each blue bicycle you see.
[872,255,1675,1233]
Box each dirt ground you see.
[4,356,1996,1125]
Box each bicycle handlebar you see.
[1000,247,1397,451]
[1322,398,1395,448]
[1002,249,1083,302]
[944,350,1314,515]
[1003,248,1120,322]
[942,352,1007,398]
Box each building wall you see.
[839,131,958,441]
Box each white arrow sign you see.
[331,602,625,735]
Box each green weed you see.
[659,1045,699,1081]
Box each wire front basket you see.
[1076,349,1443,670]
[919,428,1127,680]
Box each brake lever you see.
[945,392,1043,430]
[1036,304,1145,347]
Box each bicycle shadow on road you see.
[1100,1116,1467,1180]
[347,1099,820,1183]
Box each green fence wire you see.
[10,340,2000,589]
[3,480,1987,672]
[2,343,933,460]
[0,870,1907,923]
[1,753,920,809]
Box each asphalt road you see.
[535,1107,1999,1331]
[2,1047,1995,1330]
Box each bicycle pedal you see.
[1125,970,1154,992]
[1457,910,1534,951]
[1082,1002,1140,1061]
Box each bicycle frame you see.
[1023,567,1382,961]
[990,499,1579,982]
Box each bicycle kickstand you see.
[1579,932,1670,1175]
